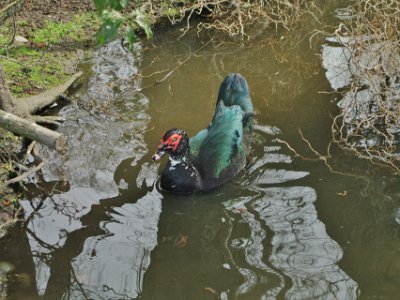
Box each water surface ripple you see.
[20,41,162,299]
[9,15,398,298]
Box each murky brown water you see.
[2,3,400,300]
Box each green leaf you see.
[126,27,136,49]
[94,0,124,13]
[119,0,130,8]
[135,16,153,39]
[96,18,121,44]
[93,0,107,12]
[101,9,124,21]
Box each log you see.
[18,71,83,115]
[0,66,17,114]
[0,109,66,151]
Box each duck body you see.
[152,73,253,194]
[160,155,202,194]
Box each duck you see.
[152,73,254,194]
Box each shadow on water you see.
[2,5,400,300]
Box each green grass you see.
[0,12,101,212]
[0,129,21,198]
[0,12,99,97]
[0,47,68,95]
[32,13,100,45]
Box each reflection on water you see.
[68,188,162,299]
[225,131,358,299]
[253,187,357,300]
[15,35,360,299]
[4,8,400,299]
[19,40,162,298]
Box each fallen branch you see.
[0,109,66,151]
[23,140,36,164]
[139,39,214,91]
[5,159,46,185]
[31,115,65,126]
[17,71,83,115]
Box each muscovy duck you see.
[152,73,253,193]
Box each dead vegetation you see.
[143,0,321,39]
[329,0,400,173]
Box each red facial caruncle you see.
[159,133,182,152]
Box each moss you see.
[0,129,21,212]
[0,48,69,96]
[0,13,99,97]
[32,13,100,45]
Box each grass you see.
[0,48,70,96]
[0,129,21,202]
[0,12,101,219]
[32,13,100,45]
[0,13,99,97]
[0,12,101,220]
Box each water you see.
[2,6,400,300]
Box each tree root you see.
[5,160,47,186]
[30,115,65,127]
[0,109,67,151]
[17,71,83,116]
[1,70,82,151]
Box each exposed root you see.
[5,160,47,186]
[277,128,369,180]
[323,0,400,172]
[144,0,321,40]
[139,38,214,91]
[30,115,65,127]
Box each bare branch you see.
[5,159,46,185]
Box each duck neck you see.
[169,148,191,166]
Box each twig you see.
[154,56,191,85]
[298,128,323,159]
[31,115,64,126]
[0,54,31,69]
[0,217,19,237]
[136,69,169,79]
[139,38,214,91]
[23,140,36,164]
[58,95,74,102]
[69,261,91,300]
[277,129,368,180]
[5,160,47,185]
[8,12,16,45]
[276,137,317,161]
[14,162,29,172]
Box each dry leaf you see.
[204,287,217,295]
[235,207,247,214]
[174,234,188,248]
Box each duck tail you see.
[217,73,253,115]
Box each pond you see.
[1,3,400,300]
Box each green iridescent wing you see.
[198,102,245,179]
[189,128,209,160]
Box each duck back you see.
[198,103,247,189]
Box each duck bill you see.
[152,150,165,161]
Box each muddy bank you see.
[0,0,96,239]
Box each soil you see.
[18,0,95,33]
[1,0,96,239]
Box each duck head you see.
[152,128,189,161]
